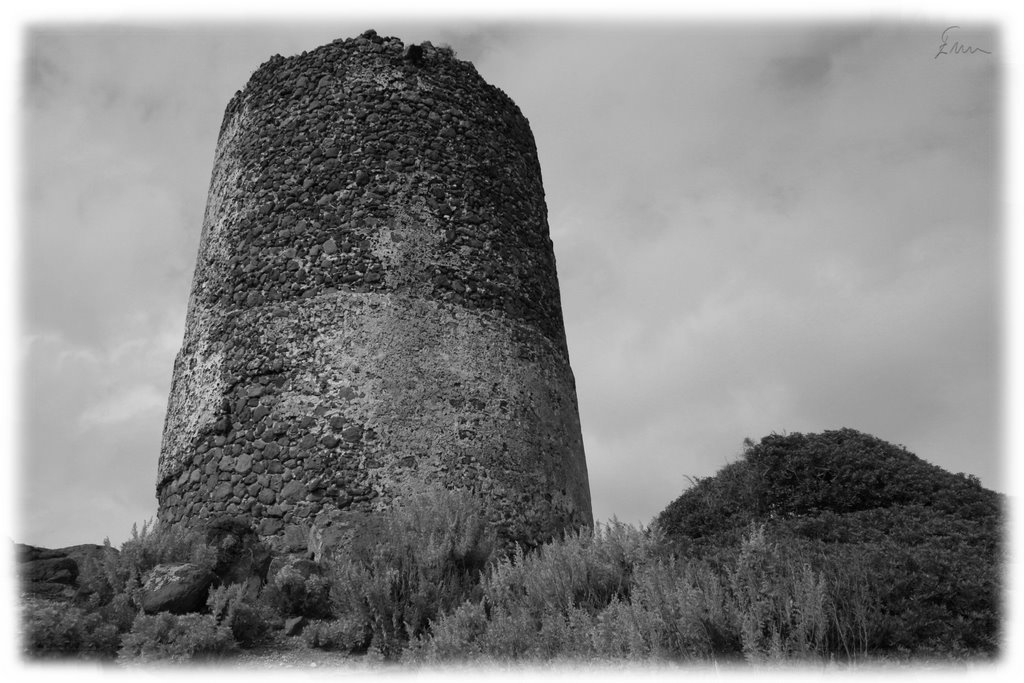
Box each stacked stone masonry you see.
[158,30,593,550]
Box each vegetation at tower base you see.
[157,29,592,556]
[402,429,1002,664]
[21,429,1001,664]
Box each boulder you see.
[140,562,216,614]
[284,616,308,636]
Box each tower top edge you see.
[222,29,481,122]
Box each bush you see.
[411,517,996,664]
[482,520,652,619]
[99,592,140,636]
[409,521,669,663]
[813,534,998,656]
[652,429,1003,659]
[406,600,490,662]
[726,525,829,662]
[72,541,120,607]
[302,616,371,652]
[22,600,121,659]
[614,557,737,659]
[118,612,236,662]
[208,584,273,648]
[329,487,496,658]
[77,520,218,613]
[262,565,333,620]
[657,429,1003,548]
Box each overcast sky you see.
[10,17,1004,549]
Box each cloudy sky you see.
[9,14,1004,549]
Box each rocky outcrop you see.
[16,542,118,598]
[17,545,77,596]
[157,29,592,554]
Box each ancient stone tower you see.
[157,30,592,551]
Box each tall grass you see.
[328,487,496,658]
[407,522,911,664]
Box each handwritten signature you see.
[935,26,991,59]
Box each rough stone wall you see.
[157,30,592,550]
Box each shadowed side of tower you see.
[157,30,591,550]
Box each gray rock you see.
[281,480,307,502]
[259,518,284,536]
[15,542,119,597]
[235,452,253,474]
[284,616,307,636]
[20,555,77,587]
[140,563,216,614]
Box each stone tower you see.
[157,30,591,550]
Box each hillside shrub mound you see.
[655,428,1003,657]
[657,428,1000,544]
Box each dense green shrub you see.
[653,430,1003,659]
[262,566,333,620]
[208,584,274,648]
[766,501,1002,656]
[657,429,1002,547]
[329,487,496,658]
[73,542,121,608]
[118,612,236,662]
[101,592,141,636]
[22,600,121,659]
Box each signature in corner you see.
[935,25,992,59]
